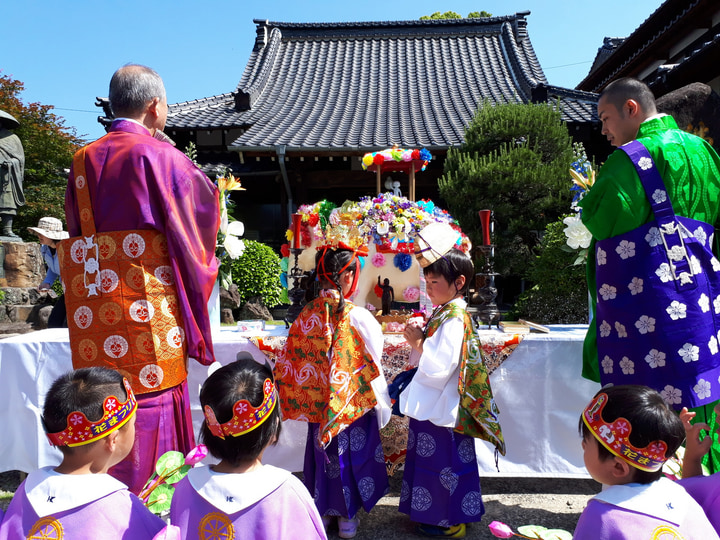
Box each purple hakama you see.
[574,477,719,539]
[399,419,483,527]
[170,464,326,540]
[304,411,389,519]
[110,381,195,495]
[0,467,167,539]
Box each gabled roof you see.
[577,0,720,93]
[168,14,589,152]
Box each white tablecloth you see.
[0,325,599,477]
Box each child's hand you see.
[403,325,424,354]
[680,406,711,478]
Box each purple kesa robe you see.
[65,120,220,493]
[169,465,327,540]
[573,477,719,539]
[0,467,168,539]
[679,473,720,535]
[65,119,219,366]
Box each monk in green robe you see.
[579,77,720,471]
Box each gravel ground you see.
[0,470,598,538]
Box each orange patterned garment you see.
[57,149,187,394]
[275,290,379,446]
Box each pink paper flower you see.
[372,252,386,267]
[488,521,515,538]
[184,444,208,466]
[403,286,420,302]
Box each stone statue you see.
[0,111,25,238]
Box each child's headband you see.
[582,392,669,472]
[203,378,277,440]
[46,378,138,447]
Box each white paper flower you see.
[599,284,617,301]
[693,379,712,400]
[376,221,390,235]
[616,240,636,259]
[562,215,592,249]
[699,294,710,313]
[224,234,245,259]
[645,227,662,247]
[666,300,687,320]
[645,349,666,368]
[635,315,655,334]
[661,385,682,405]
[628,277,643,295]
[619,357,634,375]
[601,355,613,374]
[679,343,700,363]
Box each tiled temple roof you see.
[166,14,596,152]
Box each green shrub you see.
[221,240,283,308]
[508,218,588,324]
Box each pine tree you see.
[439,100,574,279]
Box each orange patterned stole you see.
[275,290,379,446]
[57,148,188,394]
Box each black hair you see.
[423,248,474,296]
[600,77,657,116]
[42,367,128,455]
[579,384,685,484]
[200,356,281,466]
[310,247,359,312]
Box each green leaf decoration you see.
[539,530,573,540]
[518,525,547,537]
[155,451,190,484]
[146,483,174,515]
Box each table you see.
[0,325,599,477]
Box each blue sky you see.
[5,0,662,143]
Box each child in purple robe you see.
[0,367,171,540]
[169,356,327,540]
[574,385,719,539]
[677,403,720,534]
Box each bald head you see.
[597,78,657,147]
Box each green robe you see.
[579,115,720,383]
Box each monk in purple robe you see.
[64,64,219,494]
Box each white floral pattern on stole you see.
[652,189,667,204]
[638,157,653,170]
[645,349,666,368]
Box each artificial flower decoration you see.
[393,252,412,272]
[562,143,597,266]
[372,252,387,268]
[402,286,420,302]
[140,445,208,515]
[215,173,246,289]
[489,521,572,540]
[361,145,432,172]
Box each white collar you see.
[112,117,150,132]
[25,466,127,517]
[188,464,290,514]
[593,477,690,526]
